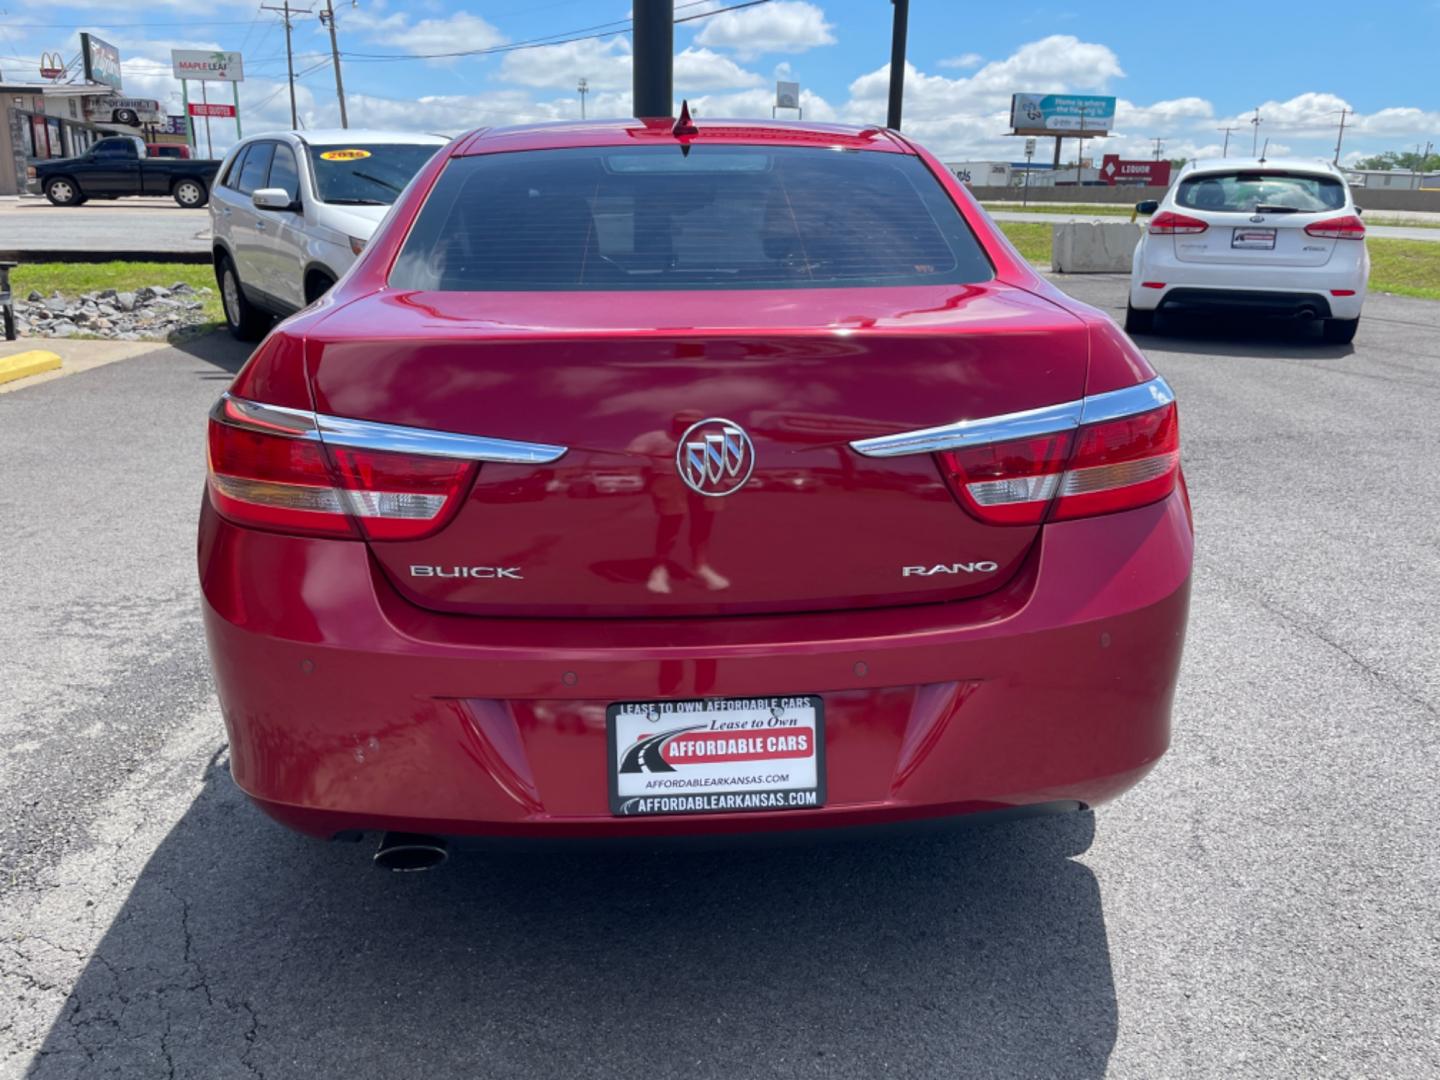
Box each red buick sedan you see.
[199,118,1191,866]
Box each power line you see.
[261,1,315,129]
[340,0,767,63]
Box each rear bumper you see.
[1130,240,1368,319]
[199,488,1193,839]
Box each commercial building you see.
[1,81,114,196]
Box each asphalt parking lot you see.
[2,277,1437,1078]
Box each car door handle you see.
[254,221,267,231]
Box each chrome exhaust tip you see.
[373,832,449,871]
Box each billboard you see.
[1100,155,1172,187]
[171,50,245,82]
[1010,93,1115,136]
[80,32,122,91]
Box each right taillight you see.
[1148,211,1208,235]
[206,398,477,541]
[1304,214,1365,240]
[1050,401,1179,520]
[936,400,1180,524]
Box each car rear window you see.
[306,143,442,206]
[1176,171,1347,213]
[389,145,993,292]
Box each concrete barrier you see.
[1050,222,1141,273]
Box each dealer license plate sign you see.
[607,696,825,817]
[1231,227,1277,250]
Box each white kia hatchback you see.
[1126,159,1369,343]
[210,129,449,339]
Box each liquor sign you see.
[1010,93,1116,136]
[189,102,237,119]
[1100,155,1172,187]
[80,32,123,91]
[171,50,245,82]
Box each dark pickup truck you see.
[32,135,222,209]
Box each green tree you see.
[1352,149,1440,172]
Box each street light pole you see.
[886,0,909,130]
[632,0,673,118]
[578,78,589,120]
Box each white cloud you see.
[938,53,984,70]
[499,36,631,90]
[694,1,836,60]
[345,8,505,59]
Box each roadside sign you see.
[1024,137,1037,157]
[171,50,245,82]
[188,102,237,119]
[1100,154,1172,187]
[80,33,123,91]
[1010,93,1115,136]
[39,52,66,79]
[776,81,800,109]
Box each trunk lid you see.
[1171,209,1337,268]
[306,284,1088,617]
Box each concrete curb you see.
[0,349,61,386]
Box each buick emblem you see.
[675,417,754,497]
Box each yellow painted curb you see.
[0,350,62,386]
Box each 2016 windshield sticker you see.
[319,149,371,161]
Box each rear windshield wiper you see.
[1251,204,1302,214]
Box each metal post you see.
[1333,108,1347,164]
[632,0,673,118]
[886,0,908,130]
[1076,105,1086,185]
[233,81,242,139]
[182,79,194,153]
[1023,146,1033,208]
[201,81,213,159]
[321,0,348,128]
[578,78,589,120]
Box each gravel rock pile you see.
[14,283,214,340]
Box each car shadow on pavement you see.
[1133,314,1357,359]
[165,329,256,377]
[27,753,1117,1080]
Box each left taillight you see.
[206,396,476,541]
[936,398,1180,525]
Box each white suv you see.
[209,129,449,339]
[1127,158,1369,343]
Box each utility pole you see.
[886,0,909,130]
[319,0,348,128]
[1152,136,1165,161]
[578,78,589,120]
[632,0,672,117]
[1075,103,1087,185]
[1332,108,1348,164]
[1218,126,1234,158]
[1250,107,1261,156]
[262,2,312,129]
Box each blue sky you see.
[2,0,1437,162]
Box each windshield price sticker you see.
[607,696,825,817]
[319,149,372,161]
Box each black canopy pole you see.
[633,0,674,119]
[887,0,909,130]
